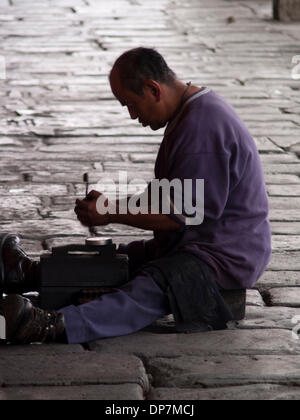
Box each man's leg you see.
[0,271,169,344]
[0,233,169,344]
[59,271,170,344]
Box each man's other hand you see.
[74,190,111,227]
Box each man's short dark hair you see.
[112,47,177,96]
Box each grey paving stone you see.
[0,136,23,146]
[246,289,265,307]
[0,343,84,355]
[19,238,44,255]
[0,353,149,391]
[45,236,88,250]
[90,328,300,357]
[129,153,156,163]
[44,135,165,147]
[257,270,300,288]
[0,183,68,197]
[282,106,300,115]
[272,235,300,251]
[0,150,123,164]
[268,287,300,307]
[243,126,298,139]
[254,137,286,153]
[0,173,20,182]
[147,355,300,388]
[291,144,300,155]
[270,209,300,222]
[269,197,300,209]
[0,384,144,400]
[0,196,42,221]
[271,222,300,235]
[268,185,300,196]
[269,136,300,149]
[261,154,300,164]
[149,384,300,400]
[237,305,300,330]
[262,164,300,175]
[1,160,93,175]
[0,219,89,239]
[267,252,300,270]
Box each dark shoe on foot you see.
[0,233,40,295]
[0,294,67,344]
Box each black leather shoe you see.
[0,233,40,295]
[0,294,67,344]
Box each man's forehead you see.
[110,68,135,105]
[109,68,121,91]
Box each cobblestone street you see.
[1,0,300,400]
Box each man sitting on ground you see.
[0,47,271,344]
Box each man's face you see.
[109,68,165,131]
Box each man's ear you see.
[144,80,161,101]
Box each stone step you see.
[89,328,300,357]
[0,352,149,392]
[147,354,300,388]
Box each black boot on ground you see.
[0,233,41,295]
[0,294,67,344]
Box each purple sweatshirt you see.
[148,88,271,290]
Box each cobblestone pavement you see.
[0,0,300,400]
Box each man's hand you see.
[74,189,181,232]
[74,190,111,227]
